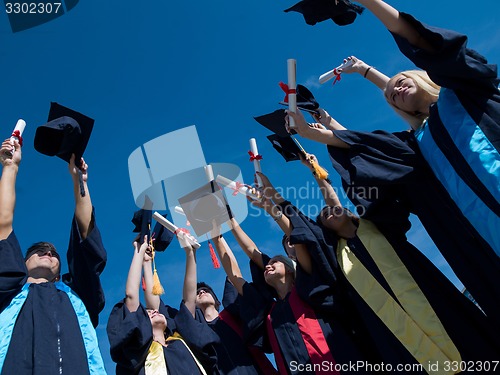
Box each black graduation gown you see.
[0,211,107,375]
[240,253,371,375]
[281,202,500,370]
[328,128,500,331]
[107,299,219,375]
[196,278,277,375]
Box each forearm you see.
[300,127,349,148]
[183,249,197,317]
[125,253,143,312]
[358,0,431,50]
[0,165,17,235]
[73,178,93,240]
[314,176,341,207]
[212,236,245,295]
[266,204,292,236]
[362,65,390,90]
[143,261,160,310]
[229,219,264,269]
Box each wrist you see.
[363,66,373,78]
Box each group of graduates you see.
[1,1,499,374]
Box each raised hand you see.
[0,139,21,167]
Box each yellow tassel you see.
[311,161,329,179]
[152,268,164,295]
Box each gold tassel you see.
[151,250,164,295]
[311,161,329,179]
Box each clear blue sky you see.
[1,1,499,372]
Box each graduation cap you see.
[279,83,320,114]
[178,181,232,238]
[284,0,364,26]
[254,109,291,138]
[267,134,305,162]
[132,210,174,251]
[34,102,94,165]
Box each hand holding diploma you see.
[153,212,201,249]
[2,119,25,160]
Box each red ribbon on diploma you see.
[174,227,191,236]
[12,130,23,146]
[248,151,263,162]
[279,82,296,103]
[232,181,244,196]
[332,69,341,85]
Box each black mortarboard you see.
[151,216,175,252]
[254,109,291,138]
[284,0,364,26]
[34,102,94,165]
[132,209,153,245]
[279,84,320,113]
[267,134,305,162]
[178,181,232,237]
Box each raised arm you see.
[357,0,433,51]
[69,155,93,240]
[0,139,21,240]
[125,236,149,313]
[339,56,390,90]
[142,247,160,310]
[287,110,350,148]
[301,154,341,208]
[230,218,265,270]
[182,243,198,317]
[211,233,246,295]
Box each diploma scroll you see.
[4,119,26,158]
[216,175,260,201]
[204,164,214,182]
[287,59,297,129]
[249,138,263,187]
[319,59,354,84]
[153,212,201,249]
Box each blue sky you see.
[1,1,499,372]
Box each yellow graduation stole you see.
[145,332,207,375]
[337,219,461,375]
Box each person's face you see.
[385,74,426,114]
[264,258,287,283]
[319,205,348,232]
[25,248,60,280]
[196,287,216,308]
[147,309,167,330]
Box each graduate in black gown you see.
[284,152,500,372]
[209,197,372,375]
[106,234,219,375]
[194,278,278,375]
[0,139,107,374]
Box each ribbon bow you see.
[174,227,191,236]
[332,69,342,85]
[279,81,296,103]
[11,130,23,146]
[248,151,263,162]
[232,181,244,196]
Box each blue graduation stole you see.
[0,281,106,374]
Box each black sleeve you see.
[391,12,499,93]
[62,208,107,328]
[0,231,27,309]
[173,301,220,374]
[106,301,152,373]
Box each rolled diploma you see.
[5,119,26,157]
[153,212,201,249]
[319,59,354,84]
[204,165,214,182]
[216,175,260,200]
[174,206,185,216]
[249,138,263,186]
[287,59,297,128]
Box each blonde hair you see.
[384,70,441,129]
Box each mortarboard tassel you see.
[311,160,329,180]
[150,236,165,295]
[208,239,220,269]
[141,276,146,291]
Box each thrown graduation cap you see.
[267,134,305,162]
[279,83,319,113]
[34,102,94,165]
[178,181,232,237]
[285,0,364,26]
[132,209,174,251]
